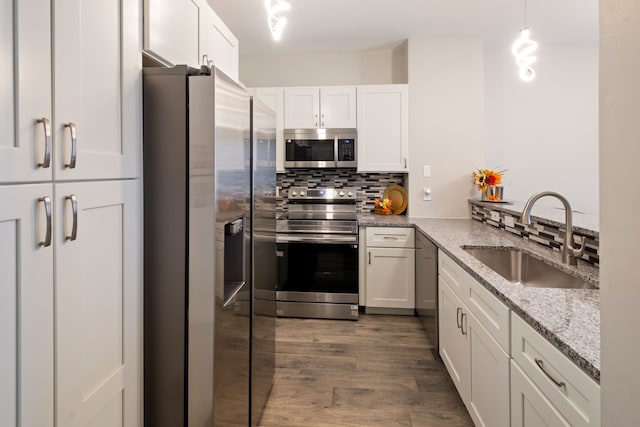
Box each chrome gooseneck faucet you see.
[521,191,585,266]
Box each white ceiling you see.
[208,0,598,56]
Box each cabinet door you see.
[54,0,140,181]
[320,87,356,128]
[144,0,202,67]
[55,180,141,427]
[203,6,239,81]
[366,247,415,309]
[284,87,320,129]
[357,85,409,172]
[254,88,285,172]
[0,0,52,183]
[438,279,470,402]
[467,312,510,427]
[511,361,571,427]
[0,184,54,427]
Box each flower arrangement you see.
[374,198,393,215]
[472,168,506,201]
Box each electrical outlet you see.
[505,216,515,227]
[490,211,500,222]
[423,188,432,201]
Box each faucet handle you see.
[569,235,586,259]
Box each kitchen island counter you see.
[357,214,601,383]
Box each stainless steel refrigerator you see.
[143,65,276,427]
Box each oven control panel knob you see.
[339,191,345,197]
[348,191,354,197]
[291,191,298,197]
[300,191,305,197]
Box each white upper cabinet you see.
[144,0,202,67]
[1,0,140,184]
[201,5,239,81]
[357,84,409,172]
[254,88,285,172]
[284,87,356,129]
[54,0,140,181]
[0,0,52,184]
[144,0,239,80]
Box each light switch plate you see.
[423,165,431,177]
[505,216,515,227]
[490,211,500,222]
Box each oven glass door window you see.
[285,139,335,162]
[278,242,358,294]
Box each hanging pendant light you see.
[512,0,538,81]
[265,0,290,41]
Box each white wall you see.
[484,43,599,215]
[600,0,640,423]
[239,47,406,87]
[407,38,485,218]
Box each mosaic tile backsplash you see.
[470,203,600,266]
[277,170,407,213]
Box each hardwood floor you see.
[257,314,473,427]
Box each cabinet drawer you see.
[467,277,510,353]
[511,313,600,427]
[365,227,414,248]
[438,250,470,303]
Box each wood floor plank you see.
[258,314,473,427]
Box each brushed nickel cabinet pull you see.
[456,307,462,329]
[535,358,566,389]
[36,118,51,168]
[460,312,467,335]
[64,122,77,168]
[65,195,78,241]
[38,196,52,247]
[368,251,371,264]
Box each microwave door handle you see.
[333,134,339,167]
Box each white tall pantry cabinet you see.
[0,1,142,426]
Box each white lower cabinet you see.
[364,227,415,311]
[438,279,470,399]
[0,184,54,427]
[437,250,601,427]
[439,278,510,427]
[467,309,510,427]
[511,313,600,427]
[511,360,571,426]
[0,181,141,427]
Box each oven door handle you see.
[276,234,358,244]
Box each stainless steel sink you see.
[464,247,596,290]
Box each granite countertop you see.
[358,213,601,383]
[467,199,599,237]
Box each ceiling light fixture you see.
[511,0,538,82]
[265,0,290,41]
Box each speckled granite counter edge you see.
[468,199,599,237]
[357,213,601,383]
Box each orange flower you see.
[472,168,506,192]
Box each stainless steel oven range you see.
[276,187,359,320]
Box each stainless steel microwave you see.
[284,128,357,169]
